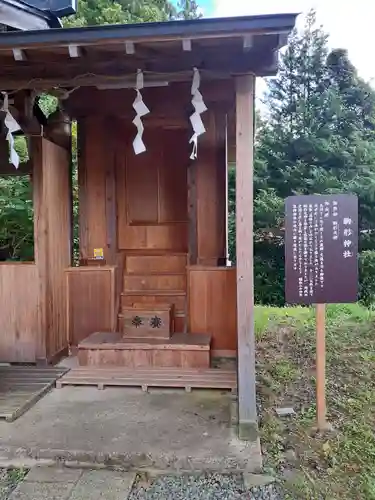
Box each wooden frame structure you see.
[0,13,297,438]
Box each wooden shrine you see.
[0,13,297,436]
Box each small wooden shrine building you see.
[0,13,297,437]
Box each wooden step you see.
[124,274,186,292]
[77,332,211,369]
[125,254,187,274]
[121,293,186,314]
[57,367,237,391]
[120,304,172,339]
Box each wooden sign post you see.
[316,303,326,429]
[285,195,358,430]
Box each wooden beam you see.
[33,137,72,362]
[125,41,135,54]
[77,118,89,261]
[0,160,32,176]
[235,74,257,440]
[12,48,26,61]
[105,119,117,265]
[0,47,277,90]
[215,110,228,262]
[68,44,81,58]
[182,39,192,51]
[187,159,198,266]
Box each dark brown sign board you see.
[285,194,358,304]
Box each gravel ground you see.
[129,473,286,500]
[0,469,27,500]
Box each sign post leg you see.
[316,303,329,430]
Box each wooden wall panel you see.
[126,132,159,224]
[78,117,107,259]
[33,138,72,361]
[67,81,235,120]
[188,267,237,353]
[120,224,187,251]
[0,264,40,363]
[116,122,188,252]
[66,267,115,346]
[159,129,189,223]
[196,111,226,264]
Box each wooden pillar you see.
[33,137,72,362]
[77,118,89,261]
[215,109,228,264]
[235,74,258,440]
[187,158,198,265]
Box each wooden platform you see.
[78,331,211,368]
[56,367,237,391]
[0,366,67,422]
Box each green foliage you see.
[359,251,375,307]
[64,0,200,27]
[176,0,201,19]
[0,175,34,260]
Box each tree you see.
[244,10,375,304]
[64,0,201,27]
[176,0,201,20]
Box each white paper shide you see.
[189,68,207,160]
[132,70,150,155]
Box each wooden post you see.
[316,303,328,430]
[33,137,72,362]
[235,74,257,440]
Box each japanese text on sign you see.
[285,195,358,304]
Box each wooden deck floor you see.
[57,367,237,392]
[0,366,67,422]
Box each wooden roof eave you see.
[0,13,298,50]
[0,13,298,91]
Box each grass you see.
[0,469,28,499]
[255,303,375,500]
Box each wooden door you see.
[117,126,189,252]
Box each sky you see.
[196,0,375,85]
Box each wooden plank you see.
[126,130,159,224]
[215,109,228,261]
[195,111,226,264]
[0,264,40,363]
[126,254,187,274]
[117,123,189,252]
[57,367,236,390]
[78,331,210,350]
[235,74,257,438]
[187,157,198,265]
[0,366,67,422]
[105,123,117,265]
[80,117,107,259]
[33,138,72,362]
[61,367,236,376]
[124,274,186,292]
[66,267,115,346]
[158,129,189,223]
[188,267,237,351]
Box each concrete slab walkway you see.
[9,467,135,500]
[0,387,261,472]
